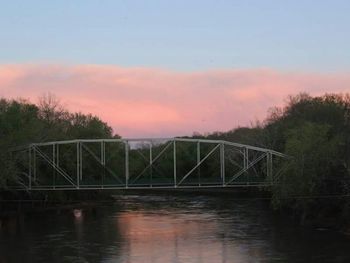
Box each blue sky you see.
[1,1,350,136]
[1,0,350,71]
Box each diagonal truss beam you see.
[32,145,77,187]
[177,143,221,186]
[134,146,165,182]
[225,152,267,185]
[81,143,124,184]
[129,141,173,184]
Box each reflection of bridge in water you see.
[11,138,289,191]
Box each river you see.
[1,194,350,262]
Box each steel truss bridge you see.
[11,138,289,191]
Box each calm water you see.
[1,194,350,263]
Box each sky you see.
[0,0,350,137]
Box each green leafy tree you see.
[0,95,116,189]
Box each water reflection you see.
[114,211,230,263]
[111,196,272,263]
[0,194,350,262]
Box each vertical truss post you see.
[28,146,32,189]
[270,153,273,183]
[76,142,80,189]
[56,144,59,166]
[33,146,36,182]
[243,147,248,169]
[266,151,269,182]
[221,143,225,186]
[52,144,56,189]
[150,142,153,187]
[197,141,201,186]
[80,142,83,181]
[173,140,177,187]
[247,148,249,166]
[243,147,246,169]
[125,141,129,187]
[56,144,59,188]
[245,147,249,185]
[267,151,273,184]
[101,141,105,187]
[100,141,105,164]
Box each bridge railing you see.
[9,138,289,190]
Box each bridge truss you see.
[10,138,289,190]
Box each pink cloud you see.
[0,64,349,137]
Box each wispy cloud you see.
[1,64,349,137]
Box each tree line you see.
[0,94,115,200]
[1,92,350,226]
[205,93,350,226]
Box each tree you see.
[0,95,117,189]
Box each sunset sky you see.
[1,1,349,137]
